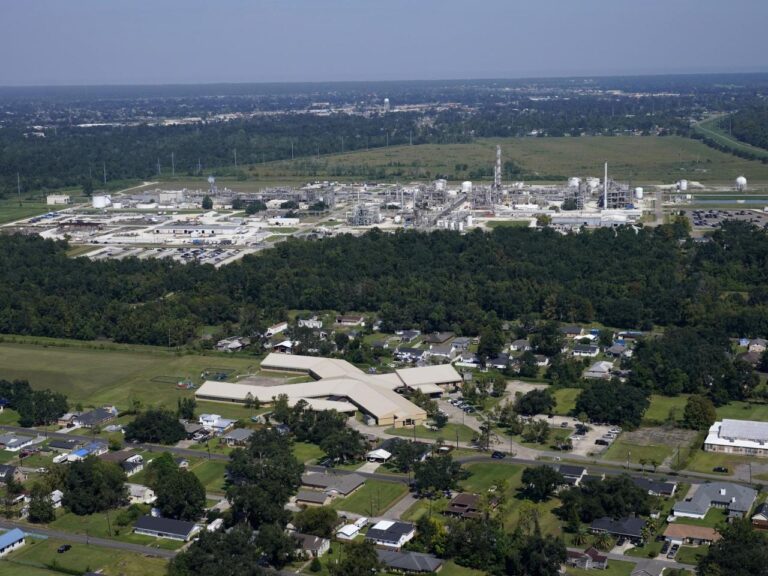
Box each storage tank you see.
[466,215,474,226]
[678,179,688,192]
[461,181,473,194]
[92,195,111,209]
[736,176,748,191]
[568,177,581,188]
[434,179,446,192]
[586,177,600,190]
[393,215,402,224]
[447,189,458,198]
[634,187,644,200]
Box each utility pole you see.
[291,141,294,160]
[171,152,175,177]
[197,158,202,175]
[157,158,161,176]
[234,148,238,168]
[409,130,412,145]
[16,173,21,207]
[102,162,107,185]
[341,136,344,154]
[386,132,389,147]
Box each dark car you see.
[57,544,72,553]
[713,466,729,473]
[491,451,506,459]
[594,439,610,446]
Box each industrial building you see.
[196,353,461,427]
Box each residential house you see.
[181,420,205,439]
[444,493,483,520]
[606,344,627,358]
[295,490,331,507]
[265,321,288,338]
[397,330,421,344]
[631,477,677,498]
[510,339,531,352]
[450,337,472,353]
[99,451,144,476]
[298,317,323,330]
[741,351,762,366]
[198,414,236,435]
[395,348,426,363]
[67,442,108,462]
[74,406,118,429]
[423,332,454,345]
[126,483,157,505]
[751,503,768,529]
[0,434,36,452]
[558,465,587,487]
[336,315,365,327]
[618,331,644,340]
[590,517,645,544]
[272,340,297,354]
[366,448,392,463]
[566,547,608,570]
[216,337,249,352]
[221,428,255,446]
[748,338,768,353]
[336,523,361,540]
[573,345,600,358]
[301,473,366,497]
[175,458,190,470]
[534,354,550,367]
[0,465,25,484]
[456,352,480,367]
[365,520,416,549]
[133,515,200,541]
[560,326,584,339]
[584,361,614,380]
[663,524,721,546]
[57,413,80,427]
[50,490,64,509]
[427,343,454,361]
[293,533,331,558]
[672,482,757,520]
[0,529,25,558]
[487,353,510,370]
[376,550,443,573]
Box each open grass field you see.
[684,449,757,476]
[0,341,263,416]
[715,401,768,421]
[293,441,325,463]
[485,219,532,229]
[331,479,407,517]
[644,394,690,423]
[462,462,522,493]
[676,507,729,529]
[565,559,635,576]
[552,388,581,416]
[3,537,168,576]
[602,438,673,466]
[694,116,768,162]
[190,459,229,493]
[438,560,488,576]
[237,136,768,185]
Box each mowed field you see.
[0,341,260,410]
[238,136,768,185]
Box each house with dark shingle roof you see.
[590,517,645,544]
[133,515,200,541]
[376,549,443,573]
[365,520,416,549]
[631,477,677,498]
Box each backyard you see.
[330,479,408,517]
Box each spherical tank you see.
[568,177,581,188]
[634,187,644,199]
[736,176,747,190]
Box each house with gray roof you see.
[590,517,645,543]
[376,550,443,573]
[301,473,365,496]
[673,482,757,520]
[221,428,255,446]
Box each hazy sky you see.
[2,0,767,86]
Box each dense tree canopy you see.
[574,381,650,428]
[62,457,127,515]
[0,379,68,427]
[124,408,186,444]
[558,475,651,523]
[698,519,768,576]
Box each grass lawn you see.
[4,537,168,576]
[438,560,487,576]
[644,394,689,423]
[715,401,768,421]
[0,409,21,425]
[190,459,229,493]
[602,439,673,466]
[565,559,635,576]
[676,545,709,565]
[293,441,325,463]
[400,497,449,522]
[684,449,756,476]
[0,341,264,414]
[462,462,522,493]
[485,220,531,228]
[331,479,407,517]
[552,388,580,416]
[384,423,476,444]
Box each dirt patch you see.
[620,427,698,446]
[506,380,547,397]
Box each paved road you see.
[567,547,695,576]
[0,518,176,559]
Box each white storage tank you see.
[466,215,474,226]
[678,179,688,192]
[393,215,402,224]
[634,187,644,199]
[736,176,748,191]
[461,181,473,194]
[434,179,447,191]
[568,177,581,188]
[586,177,601,190]
[92,195,111,209]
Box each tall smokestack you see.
[494,145,502,189]
[604,162,608,209]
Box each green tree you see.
[329,540,382,576]
[413,454,464,495]
[574,380,649,429]
[124,408,186,444]
[156,469,206,521]
[168,524,267,576]
[28,483,55,523]
[177,397,197,420]
[515,389,555,416]
[698,519,768,576]
[63,457,127,515]
[201,195,213,210]
[520,466,565,502]
[293,506,339,538]
[256,522,296,568]
[682,394,717,430]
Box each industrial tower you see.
[494,145,502,189]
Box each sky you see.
[1,0,767,86]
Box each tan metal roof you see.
[395,364,462,387]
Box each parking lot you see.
[689,208,768,230]
[527,414,617,457]
[88,245,246,267]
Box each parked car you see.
[491,451,506,459]
[595,439,610,446]
[560,422,568,428]
[713,466,729,473]
[57,544,72,554]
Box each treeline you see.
[730,105,768,151]
[0,379,68,427]
[2,221,768,346]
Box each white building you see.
[705,419,768,457]
[46,194,71,205]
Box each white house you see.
[266,322,288,338]
[366,448,392,463]
[336,524,361,540]
[50,490,64,509]
[198,414,236,434]
[365,520,416,549]
[298,317,323,329]
[0,529,25,557]
[127,483,157,505]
